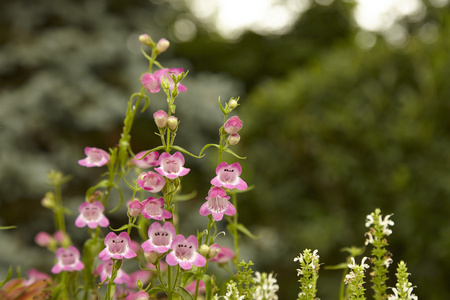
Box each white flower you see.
[365,214,374,227]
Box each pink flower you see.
[141,222,176,254]
[35,232,52,247]
[185,280,205,296]
[78,147,110,167]
[141,197,172,220]
[24,269,51,286]
[211,162,248,190]
[155,152,190,179]
[141,68,187,94]
[166,235,206,270]
[51,246,84,273]
[135,291,150,300]
[153,110,168,128]
[224,116,243,134]
[127,199,144,217]
[209,246,235,264]
[154,68,187,92]
[141,73,161,93]
[133,151,160,169]
[95,260,130,284]
[75,201,109,229]
[99,232,137,261]
[199,187,235,221]
[137,171,166,193]
[126,270,152,289]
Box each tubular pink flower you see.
[166,235,206,270]
[35,232,52,247]
[126,270,152,289]
[211,162,248,190]
[95,260,130,284]
[75,201,109,229]
[199,187,235,221]
[133,151,159,169]
[224,116,243,134]
[137,171,166,193]
[141,222,176,253]
[25,269,51,286]
[127,199,144,217]
[209,246,235,264]
[141,73,160,93]
[154,68,187,92]
[99,232,137,261]
[51,246,85,274]
[78,147,110,167]
[185,280,205,296]
[155,152,190,179]
[140,197,172,220]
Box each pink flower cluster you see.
[141,222,206,270]
[141,68,187,94]
[199,161,247,221]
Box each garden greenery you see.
[0,35,418,300]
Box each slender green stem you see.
[232,192,240,265]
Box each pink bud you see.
[139,34,154,47]
[224,116,243,134]
[156,38,170,53]
[35,232,52,247]
[153,110,168,128]
[127,199,144,217]
[227,133,240,145]
[142,73,160,94]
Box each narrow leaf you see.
[236,223,260,239]
[174,286,194,300]
[171,145,205,159]
[199,144,220,156]
[224,148,247,160]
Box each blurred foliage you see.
[1,0,450,299]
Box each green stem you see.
[231,192,240,265]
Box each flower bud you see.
[208,243,221,259]
[139,34,154,47]
[198,244,210,257]
[156,38,170,53]
[127,199,143,217]
[228,99,238,109]
[135,290,149,300]
[227,133,240,145]
[144,251,159,264]
[41,192,55,208]
[224,116,243,134]
[153,110,168,128]
[167,116,178,131]
[35,232,53,247]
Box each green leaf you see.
[218,97,227,115]
[174,286,194,300]
[324,262,349,270]
[85,179,110,201]
[0,266,12,287]
[0,226,17,230]
[236,223,260,240]
[141,95,150,113]
[175,190,197,202]
[232,185,255,194]
[147,284,166,296]
[171,145,205,159]
[110,224,130,232]
[140,47,152,62]
[108,183,124,214]
[199,143,220,156]
[224,148,247,160]
[135,146,166,161]
[202,275,213,300]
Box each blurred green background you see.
[1,0,450,299]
